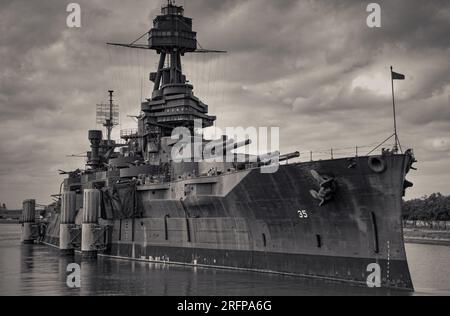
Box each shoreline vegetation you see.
[403,193,450,221]
[402,193,450,246]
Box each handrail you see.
[120,129,139,139]
[297,141,397,162]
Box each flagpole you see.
[390,66,399,153]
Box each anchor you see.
[309,170,336,207]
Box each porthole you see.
[368,156,387,173]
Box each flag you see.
[392,70,405,80]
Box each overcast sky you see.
[1,0,449,208]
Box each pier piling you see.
[60,192,77,255]
[81,189,101,259]
[21,199,36,244]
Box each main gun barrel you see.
[279,151,300,162]
[224,139,252,152]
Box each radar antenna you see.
[96,90,119,141]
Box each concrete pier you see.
[59,192,77,255]
[81,189,101,259]
[21,199,36,244]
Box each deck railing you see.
[296,142,397,162]
[120,129,139,139]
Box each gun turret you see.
[204,138,252,159]
[233,151,300,169]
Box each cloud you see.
[0,0,449,208]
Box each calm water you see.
[0,224,449,296]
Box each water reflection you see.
[0,224,446,296]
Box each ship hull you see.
[44,154,414,291]
[108,243,411,289]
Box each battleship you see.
[20,1,417,291]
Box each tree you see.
[403,193,450,221]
